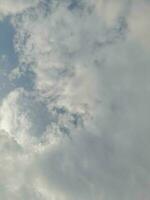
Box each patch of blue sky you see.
[67,0,84,11]
[0,17,35,100]
[0,16,18,68]
[28,101,52,137]
[13,69,35,91]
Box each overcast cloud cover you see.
[0,0,150,199]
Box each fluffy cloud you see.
[0,0,150,199]
[12,0,126,116]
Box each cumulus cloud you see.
[0,0,150,199]
[12,0,127,116]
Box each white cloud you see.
[0,89,33,147]
[0,0,150,199]
[12,0,124,117]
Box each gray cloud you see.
[0,0,150,199]
[0,0,39,20]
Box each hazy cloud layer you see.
[0,0,150,199]
[0,0,39,20]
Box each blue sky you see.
[0,0,150,199]
[0,17,16,63]
[0,17,35,100]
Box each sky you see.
[0,0,150,199]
